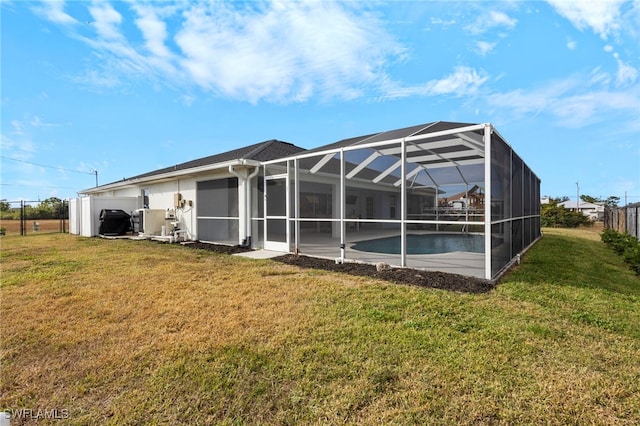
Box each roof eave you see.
[79,159,261,195]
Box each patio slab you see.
[233,250,284,260]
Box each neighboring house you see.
[559,200,605,221]
[439,184,484,210]
[69,121,541,280]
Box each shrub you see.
[541,203,592,228]
[601,228,640,275]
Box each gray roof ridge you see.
[243,139,290,160]
[413,122,438,135]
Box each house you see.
[559,200,604,221]
[439,184,484,210]
[70,121,541,280]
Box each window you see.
[366,197,374,219]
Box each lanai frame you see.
[260,122,541,281]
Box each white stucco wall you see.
[86,169,240,241]
[68,196,140,236]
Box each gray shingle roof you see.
[127,139,305,180]
[86,121,483,193]
[303,121,478,155]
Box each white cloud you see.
[88,2,123,40]
[487,11,518,28]
[589,67,612,86]
[488,73,639,128]
[72,69,121,89]
[604,45,614,52]
[616,59,638,86]
[545,0,625,39]
[76,3,172,90]
[180,95,195,107]
[466,10,517,34]
[11,120,24,135]
[381,66,489,100]
[44,2,404,104]
[0,134,36,158]
[475,41,496,56]
[30,116,61,127]
[132,4,171,59]
[428,67,489,95]
[566,39,577,50]
[174,2,404,103]
[430,18,456,28]
[32,1,77,25]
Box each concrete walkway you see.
[232,250,285,260]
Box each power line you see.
[0,183,80,190]
[0,155,96,175]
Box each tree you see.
[580,194,599,204]
[604,196,620,208]
[0,199,12,220]
[580,194,620,208]
[541,198,591,228]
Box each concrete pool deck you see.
[291,230,486,279]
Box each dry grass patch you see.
[0,219,65,235]
[1,231,639,424]
[1,235,327,423]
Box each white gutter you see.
[80,159,262,195]
[228,161,260,246]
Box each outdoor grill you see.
[98,209,131,236]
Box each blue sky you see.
[2,0,639,204]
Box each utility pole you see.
[576,181,580,212]
[93,169,99,187]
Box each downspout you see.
[229,164,247,244]
[245,165,260,247]
[229,163,260,248]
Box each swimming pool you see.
[350,233,485,255]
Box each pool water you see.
[351,233,484,255]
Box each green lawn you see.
[1,228,638,424]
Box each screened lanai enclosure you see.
[73,120,540,281]
[257,122,540,281]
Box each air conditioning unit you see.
[132,209,168,236]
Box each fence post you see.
[61,200,67,233]
[605,205,639,240]
[20,200,25,236]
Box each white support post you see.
[286,161,291,251]
[483,124,492,280]
[401,139,407,268]
[509,148,513,259]
[435,184,440,232]
[294,158,300,252]
[263,166,267,248]
[340,149,346,262]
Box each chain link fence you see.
[604,204,640,240]
[0,200,68,236]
